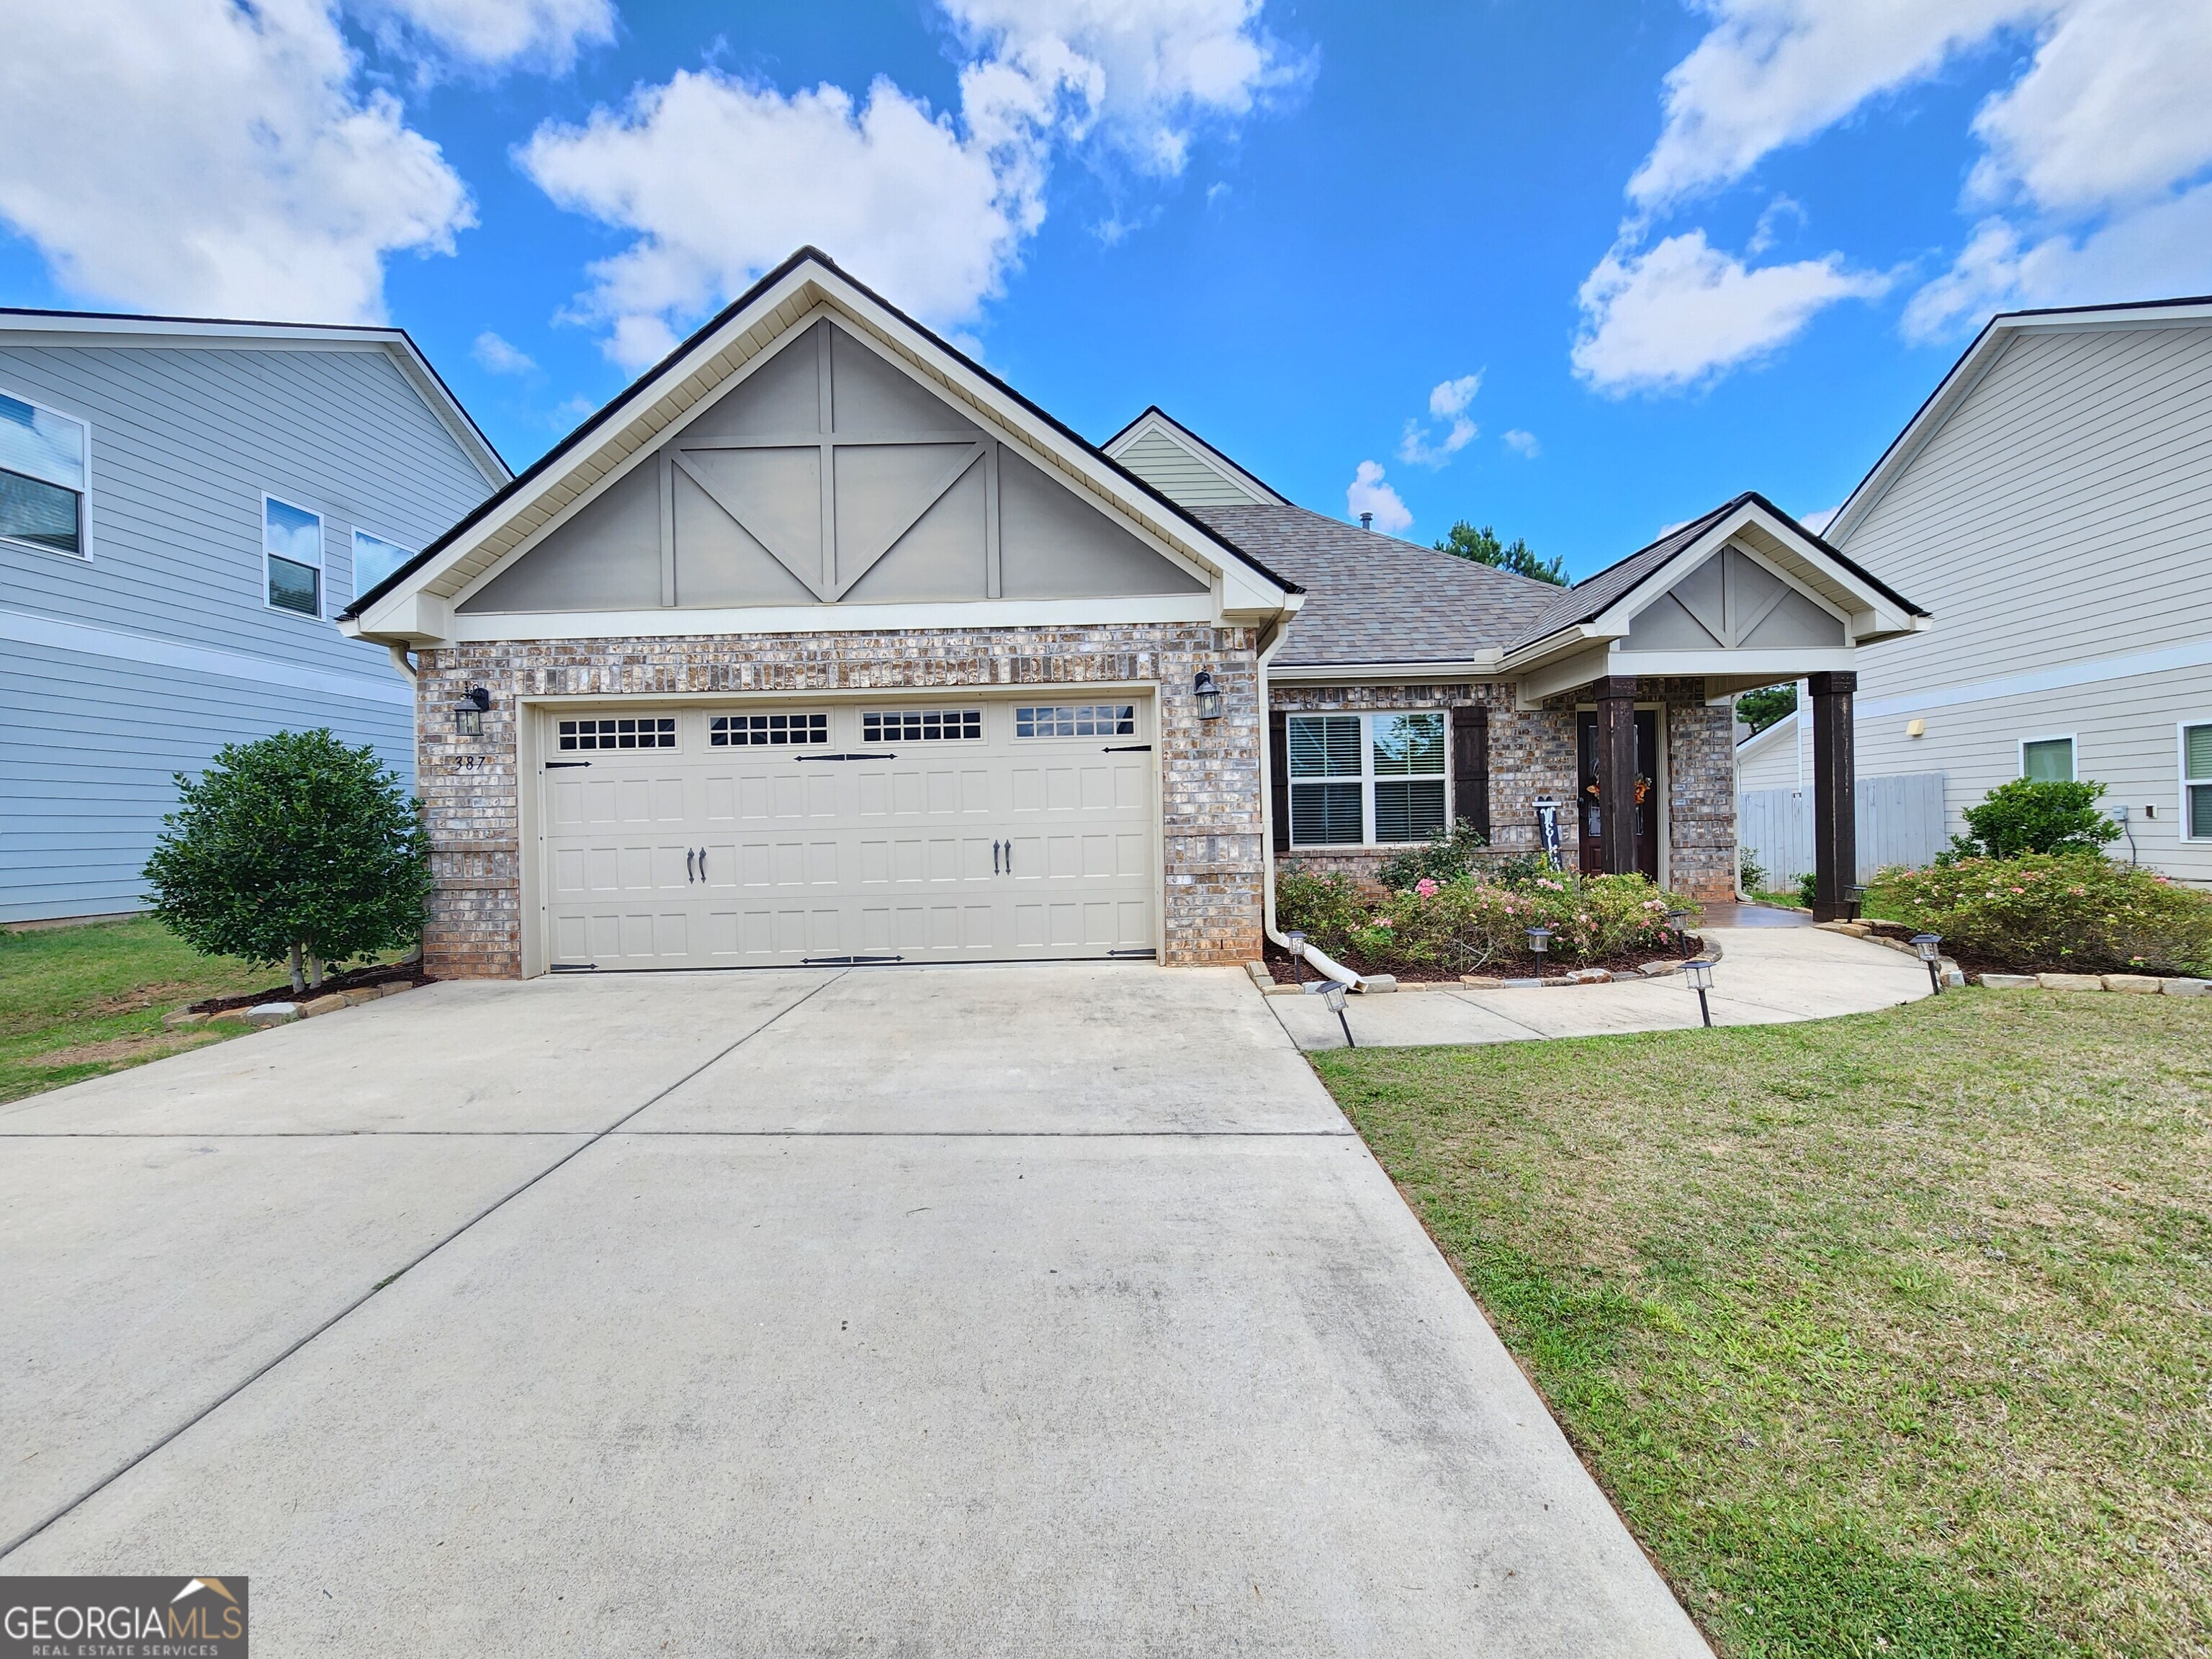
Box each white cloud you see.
[0,0,472,322]
[358,0,616,71]
[1573,230,1890,392]
[1799,504,1839,533]
[472,331,536,374]
[1396,372,1481,467]
[1502,428,1541,458]
[1628,0,2045,211]
[1346,459,1412,534]
[521,0,1298,365]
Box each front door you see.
[1575,708,1660,881]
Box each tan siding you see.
[1842,325,2212,697]
[1115,429,1264,507]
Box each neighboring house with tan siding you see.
[1822,297,2212,884]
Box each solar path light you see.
[1285,930,1306,988]
[1912,933,1945,994]
[1526,925,1552,966]
[1667,908,1691,958]
[1683,958,1716,1028]
[1305,976,1354,1048]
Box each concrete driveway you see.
[1,964,1708,1656]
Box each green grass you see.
[0,917,274,1103]
[1316,992,2212,1659]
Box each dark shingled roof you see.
[1187,503,1564,667]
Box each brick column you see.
[1808,670,1858,922]
[1595,675,1640,876]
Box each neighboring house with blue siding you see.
[0,309,508,923]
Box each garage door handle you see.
[686,848,696,884]
[992,840,1000,874]
[698,846,707,879]
[1005,841,1014,874]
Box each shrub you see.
[1948,778,2120,860]
[1797,870,1819,909]
[1373,818,1488,892]
[1277,864,1692,973]
[1871,853,2212,974]
[143,729,430,993]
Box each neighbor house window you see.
[0,390,88,557]
[2020,736,2075,783]
[351,529,413,598]
[264,496,323,616]
[1287,711,1447,845]
[2185,724,2212,840]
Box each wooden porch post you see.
[1808,670,1858,922]
[1596,675,1640,876]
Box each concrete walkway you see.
[1270,921,1930,1050]
[1,963,1709,1656]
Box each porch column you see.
[1808,670,1858,922]
[1596,675,1640,876]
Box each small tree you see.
[1434,521,1567,585]
[143,729,430,994]
[1948,778,2121,860]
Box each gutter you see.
[1255,619,1370,996]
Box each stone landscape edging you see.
[1813,918,2208,997]
[1249,935,1724,997]
[161,979,423,1030]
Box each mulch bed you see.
[188,960,434,1015]
[1261,936,1708,985]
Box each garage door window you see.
[1015,703,1136,737]
[713,713,828,746]
[559,716,675,750]
[863,709,982,742]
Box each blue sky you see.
[6,0,2210,578]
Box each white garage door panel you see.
[538,699,1156,970]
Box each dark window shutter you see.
[1269,709,1290,853]
[1452,704,1491,842]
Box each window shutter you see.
[1269,709,1291,853]
[1451,703,1491,842]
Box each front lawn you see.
[0,917,269,1103]
[1318,992,2211,1658]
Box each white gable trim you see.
[1826,299,2212,546]
[349,257,1292,644]
[0,310,509,490]
[1102,408,1284,505]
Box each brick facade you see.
[1269,675,1737,903]
[413,624,1264,979]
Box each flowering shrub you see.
[1872,853,2212,974]
[1373,819,1488,891]
[1276,863,1694,973]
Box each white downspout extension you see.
[1255,623,1370,994]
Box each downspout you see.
[386,642,419,683]
[1255,619,1369,994]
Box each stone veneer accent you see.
[1269,675,1735,903]
[414,624,1263,979]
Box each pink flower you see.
[1416,878,1439,899]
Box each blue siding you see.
[3,635,415,922]
[0,336,493,920]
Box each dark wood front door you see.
[1576,709,1660,880]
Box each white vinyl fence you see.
[1737,772,1948,888]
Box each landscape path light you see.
[1683,957,1716,1028]
[1285,929,1306,988]
[1305,976,1354,1048]
[1912,932,1945,994]
[1526,925,1552,968]
[1667,908,1691,958]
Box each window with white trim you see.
[712,713,827,746]
[559,717,675,750]
[2020,736,2075,783]
[264,496,323,616]
[864,709,981,742]
[1015,703,1135,737]
[2185,724,2212,839]
[351,529,414,598]
[0,390,88,557]
[1287,711,1447,846]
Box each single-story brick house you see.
[341,249,1927,976]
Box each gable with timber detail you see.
[459,320,1206,614]
[1619,544,1844,652]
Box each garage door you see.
[538,697,1157,969]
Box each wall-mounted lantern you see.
[1193,670,1223,720]
[454,685,490,736]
